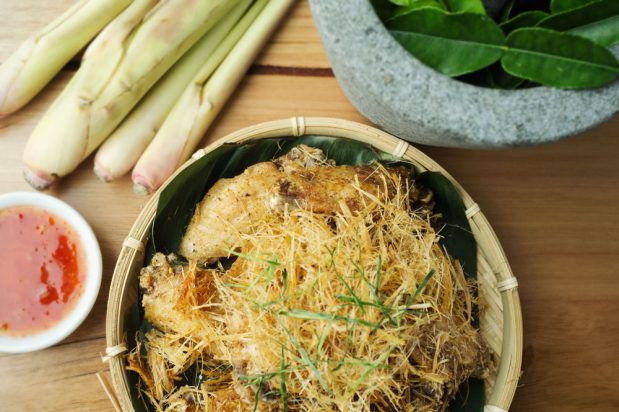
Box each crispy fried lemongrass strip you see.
[132,0,294,195]
[127,329,211,403]
[93,0,254,182]
[133,166,491,411]
[22,0,241,190]
[0,0,133,116]
[126,333,157,398]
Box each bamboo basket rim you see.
[104,117,523,412]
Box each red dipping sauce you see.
[0,206,86,337]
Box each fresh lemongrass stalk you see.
[132,0,294,195]
[0,0,134,117]
[21,0,160,190]
[93,0,254,183]
[22,0,242,190]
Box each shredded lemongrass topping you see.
[129,165,490,412]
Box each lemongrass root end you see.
[133,183,152,196]
[93,161,114,183]
[23,167,56,191]
[132,172,157,196]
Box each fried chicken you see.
[179,145,412,262]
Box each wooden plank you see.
[0,0,75,63]
[0,0,330,69]
[0,338,114,411]
[255,0,330,69]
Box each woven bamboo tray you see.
[103,117,523,412]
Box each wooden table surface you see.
[1,1,618,411]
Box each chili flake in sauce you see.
[0,206,86,336]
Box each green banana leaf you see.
[387,8,506,76]
[417,172,476,288]
[129,136,481,412]
[450,379,486,412]
[502,27,619,88]
[539,0,619,47]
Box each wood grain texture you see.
[0,0,618,411]
[0,0,330,69]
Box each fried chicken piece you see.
[407,318,491,411]
[179,145,412,262]
[140,253,222,349]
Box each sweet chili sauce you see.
[0,206,86,336]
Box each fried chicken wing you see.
[140,253,221,347]
[179,145,411,262]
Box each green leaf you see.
[550,0,597,13]
[279,309,381,329]
[277,318,333,395]
[374,255,382,297]
[387,9,506,76]
[349,348,394,392]
[389,0,447,19]
[443,0,486,14]
[388,0,447,8]
[539,0,619,46]
[455,68,497,88]
[280,346,288,412]
[500,10,549,34]
[457,63,526,90]
[333,266,367,314]
[499,0,516,22]
[370,0,400,21]
[410,269,437,303]
[316,318,334,354]
[502,28,619,89]
[490,64,526,89]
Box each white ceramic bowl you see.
[0,192,102,353]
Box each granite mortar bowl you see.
[309,0,619,148]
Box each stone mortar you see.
[309,0,619,148]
